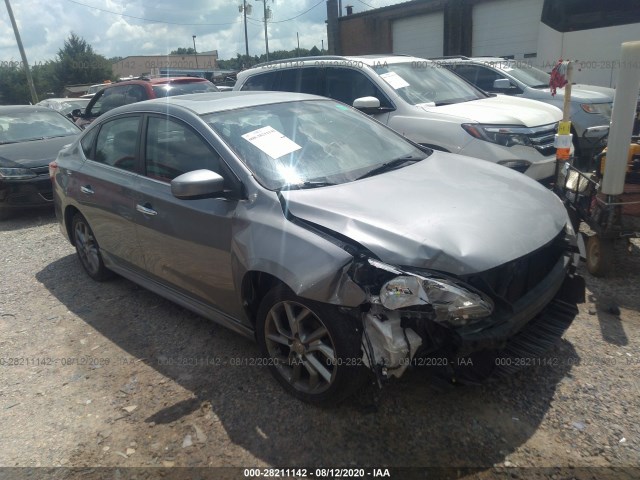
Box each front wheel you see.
[256,286,367,406]
[72,213,113,281]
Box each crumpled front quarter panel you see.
[231,192,367,307]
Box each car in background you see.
[74,76,220,129]
[0,106,80,219]
[235,55,564,182]
[81,82,112,98]
[52,92,583,405]
[434,56,616,157]
[36,97,91,121]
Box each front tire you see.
[72,213,113,281]
[256,285,367,406]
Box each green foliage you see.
[217,46,323,71]
[0,61,56,105]
[52,33,114,93]
[170,47,197,55]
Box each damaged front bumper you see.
[358,252,585,384]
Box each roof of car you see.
[245,54,430,72]
[0,105,60,113]
[112,91,328,116]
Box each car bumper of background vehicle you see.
[523,154,557,181]
[0,177,54,209]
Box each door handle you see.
[80,185,94,195]
[136,204,158,216]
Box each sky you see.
[0,0,403,64]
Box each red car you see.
[74,76,219,129]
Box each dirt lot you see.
[1,210,639,480]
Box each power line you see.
[355,0,376,9]
[269,0,324,24]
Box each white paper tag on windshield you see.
[241,126,302,159]
[380,71,410,90]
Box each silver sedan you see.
[51,92,584,405]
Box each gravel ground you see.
[1,209,639,480]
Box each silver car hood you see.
[281,152,568,275]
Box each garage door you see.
[392,12,444,59]
[472,0,544,59]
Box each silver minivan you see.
[52,92,584,405]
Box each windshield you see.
[0,110,80,144]
[152,81,219,97]
[498,63,551,88]
[203,100,426,190]
[373,62,485,106]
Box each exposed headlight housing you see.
[580,102,612,117]
[378,273,494,326]
[0,167,37,180]
[462,123,533,148]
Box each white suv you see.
[235,55,563,181]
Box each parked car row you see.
[234,55,564,182]
[433,56,615,157]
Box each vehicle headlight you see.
[462,124,533,148]
[378,274,494,326]
[580,103,612,117]
[0,167,37,180]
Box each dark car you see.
[52,92,583,405]
[74,76,220,129]
[0,106,80,219]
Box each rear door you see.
[73,114,144,270]
[133,114,241,316]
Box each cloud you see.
[0,0,402,63]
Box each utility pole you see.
[192,35,199,69]
[240,1,251,58]
[4,0,38,104]
[255,0,271,62]
[297,32,300,56]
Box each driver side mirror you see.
[492,78,516,91]
[71,109,83,118]
[353,96,383,115]
[171,169,225,199]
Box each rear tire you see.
[72,213,113,281]
[586,234,614,277]
[256,285,367,406]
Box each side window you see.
[272,68,322,95]
[448,65,480,85]
[473,66,504,91]
[93,116,140,172]
[241,71,278,91]
[324,68,392,108]
[80,127,98,160]
[125,85,147,104]
[298,68,322,95]
[144,116,222,183]
[89,86,129,117]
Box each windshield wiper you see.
[355,156,422,181]
[281,180,338,191]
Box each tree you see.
[53,33,113,93]
[170,47,196,55]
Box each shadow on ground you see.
[37,254,578,468]
[0,208,56,232]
